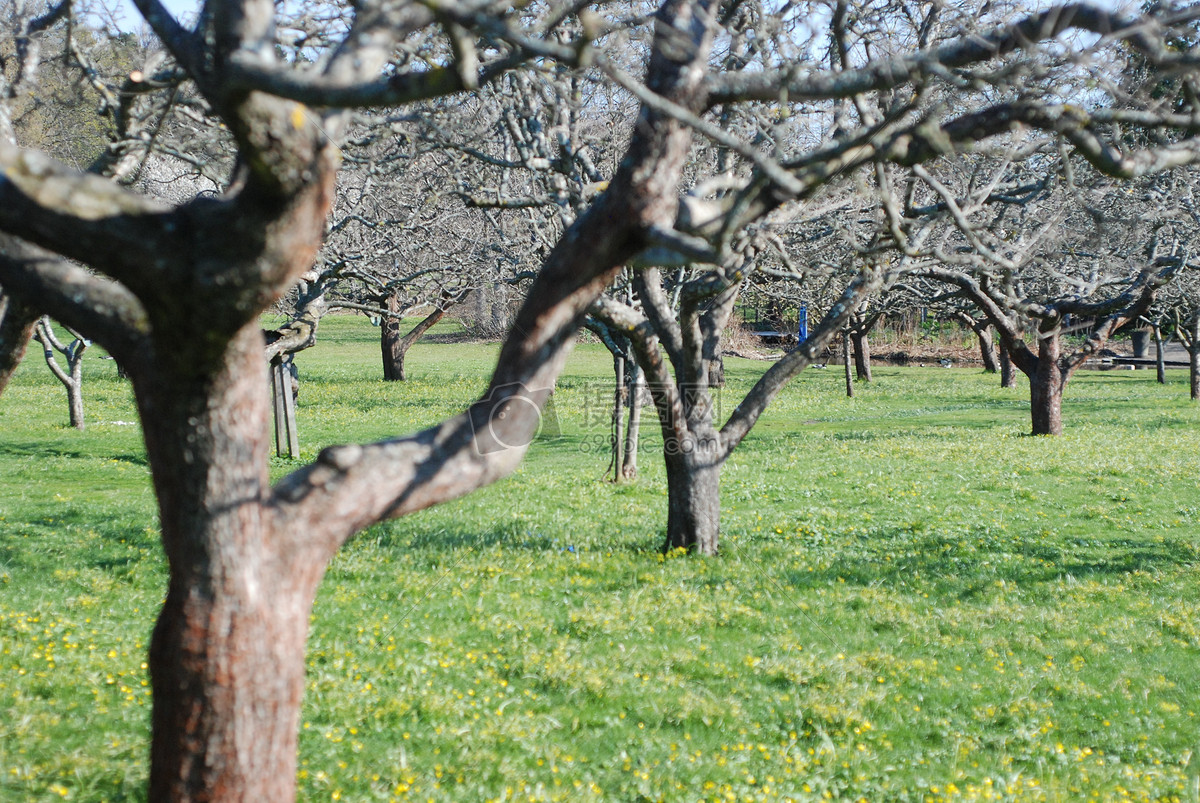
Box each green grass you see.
[4,314,1200,802]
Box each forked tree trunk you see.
[1029,333,1065,436]
[851,330,871,381]
[35,318,89,430]
[381,297,447,382]
[140,325,314,801]
[663,446,721,555]
[999,341,1017,388]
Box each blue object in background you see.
[797,305,808,343]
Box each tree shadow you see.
[371,520,563,552]
[783,529,1200,598]
[0,441,147,465]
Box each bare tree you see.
[6,0,1200,799]
[597,0,1200,551]
[32,315,89,428]
[0,0,728,798]
[907,161,1189,434]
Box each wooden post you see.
[271,357,299,458]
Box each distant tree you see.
[907,161,1188,434]
[32,316,89,428]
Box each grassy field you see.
[4,315,1200,802]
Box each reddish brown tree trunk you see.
[0,294,36,394]
[1029,332,1065,436]
[139,325,314,802]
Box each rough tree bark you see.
[382,299,448,381]
[0,0,717,796]
[0,285,37,394]
[6,0,1200,796]
[663,429,721,553]
[953,311,999,373]
[850,328,872,381]
[1029,329,1065,436]
[999,340,1017,388]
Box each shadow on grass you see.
[783,529,1200,598]
[371,520,563,552]
[0,441,147,465]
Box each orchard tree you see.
[597,0,1200,552]
[32,315,90,428]
[906,159,1190,434]
[6,1,1200,802]
[0,0,744,798]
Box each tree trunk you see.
[851,330,871,382]
[381,294,404,381]
[67,364,84,431]
[1191,346,1200,401]
[1029,333,1064,436]
[0,292,37,395]
[663,446,721,555]
[139,325,314,802]
[706,355,725,388]
[843,329,854,398]
[621,367,642,480]
[1190,316,1200,401]
[610,353,625,480]
[999,340,1017,389]
[1152,322,1166,384]
[383,302,447,382]
[976,324,999,373]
